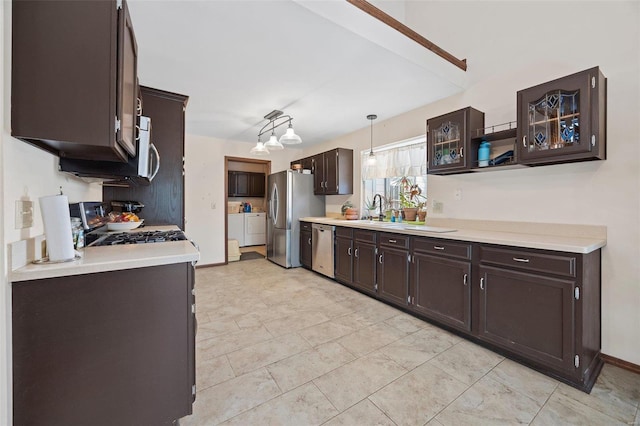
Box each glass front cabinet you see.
[517,67,606,165]
[427,107,485,174]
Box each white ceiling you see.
[128,0,467,147]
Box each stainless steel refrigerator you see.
[267,170,325,268]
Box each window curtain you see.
[362,142,427,179]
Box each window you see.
[361,136,427,216]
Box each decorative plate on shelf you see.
[107,220,144,231]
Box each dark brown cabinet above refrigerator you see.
[291,148,353,195]
[11,0,138,162]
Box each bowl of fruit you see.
[107,212,143,231]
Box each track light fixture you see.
[250,110,302,155]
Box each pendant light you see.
[367,114,377,166]
[279,123,302,145]
[250,136,270,156]
[264,122,284,151]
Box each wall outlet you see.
[15,200,33,229]
[432,200,444,214]
[454,188,462,201]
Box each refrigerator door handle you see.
[270,182,278,225]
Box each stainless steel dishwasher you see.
[312,223,335,278]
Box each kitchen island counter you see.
[299,217,606,254]
[9,225,199,282]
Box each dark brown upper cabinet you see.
[291,156,313,172]
[427,107,485,174]
[517,67,606,165]
[228,172,266,197]
[311,148,353,195]
[11,0,138,162]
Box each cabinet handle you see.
[480,277,484,290]
[522,135,527,148]
[348,247,352,256]
[355,248,359,258]
[389,239,397,243]
[463,274,468,286]
[433,246,445,250]
[320,181,324,189]
[459,147,464,158]
[379,254,383,264]
[308,238,312,246]
[512,257,530,263]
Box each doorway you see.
[224,156,271,264]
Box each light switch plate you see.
[15,200,34,229]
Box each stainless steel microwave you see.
[59,116,159,185]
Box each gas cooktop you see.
[92,230,187,246]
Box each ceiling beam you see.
[346,0,467,71]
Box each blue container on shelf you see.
[478,141,491,167]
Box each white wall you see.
[1,1,102,421]
[184,134,300,265]
[302,1,640,365]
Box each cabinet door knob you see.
[308,238,312,246]
[523,135,527,148]
[463,274,468,286]
[348,247,352,256]
[460,147,464,158]
[480,277,485,290]
[354,248,359,258]
[379,254,383,264]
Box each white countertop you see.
[299,217,606,254]
[9,226,200,282]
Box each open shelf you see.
[469,121,527,172]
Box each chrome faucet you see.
[373,194,384,221]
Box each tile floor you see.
[183,258,640,426]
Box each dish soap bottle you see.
[478,141,491,167]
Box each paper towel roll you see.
[39,194,75,261]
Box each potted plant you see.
[341,201,358,220]
[397,177,426,221]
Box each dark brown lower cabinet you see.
[353,240,377,295]
[478,245,603,391]
[300,222,312,269]
[12,263,195,426]
[311,221,603,392]
[334,228,353,284]
[333,228,377,296]
[377,233,409,306]
[412,253,471,332]
[478,265,575,370]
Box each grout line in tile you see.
[366,396,401,425]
